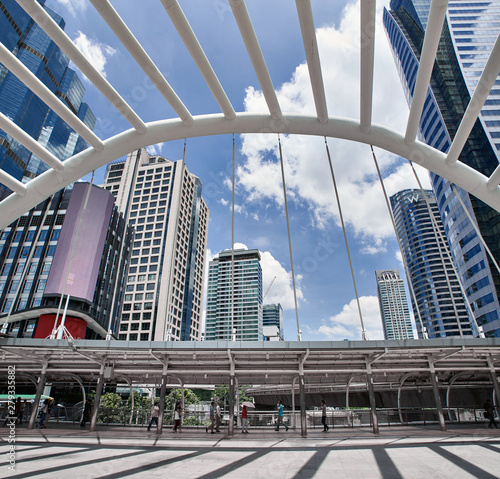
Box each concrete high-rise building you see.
[375,269,414,340]
[205,249,263,341]
[384,0,500,337]
[391,189,472,338]
[263,303,284,341]
[103,148,208,341]
[0,183,131,339]
[0,0,96,199]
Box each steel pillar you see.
[28,363,47,430]
[228,375,235,437]
[366,362,379,434]
[429,362,446,431]
[89,366,105,432]
[158,367,168,434]
[488,356,500,415]
[299,374,307,436]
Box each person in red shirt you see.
[241,405,248,434]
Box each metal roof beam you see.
[360,0,376,133]
[160,0,235,120]
[89,0,193,125]
[405,0,448,144]
[0,43,104,151]
[295,0,328,123]
[229,0,282,120]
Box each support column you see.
[235,377,240,428]
[228,375,235,437]
[487,356,500,414]
[158,366,168,435]
[299,374,307,437]
[90,365,105,432]
[366,362,379,435]
[429,362,446,431]
[28,364,47,430]
[292,377,297,428]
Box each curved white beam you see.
[0,113,498,230]
[161,0,236,120]
[89,0,193,126]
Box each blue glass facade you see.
[0,0,95,197]
[384,0,500,337]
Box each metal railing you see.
[1,405,494,429]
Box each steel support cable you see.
[231,134,235,341]
[408,161,482,337]
[450,183,500,276]
[278,135,301,341]
[51,172,95,339]
[369,145,426,337]
[325,137,366,340]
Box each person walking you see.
[173,402,182,433]
[147,402,160,432]
[275,400,288,431]
[215,400,221,432]
[206,401,215,434]
[38,399,48,429]
[241,405,249,434]
[484,399,498,428]
[80,399,91,428]
[321,400,329,432]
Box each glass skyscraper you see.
[205,249,263,341]
[103,148,209,341]
[391,189,472,338]
[263,303,284,341]
[0,0,95,198]
[384,0,500,337]
[375,269,414,340]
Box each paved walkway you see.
[1,423,500,478]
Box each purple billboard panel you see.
[45,183,114,302]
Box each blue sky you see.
[45,0,432,341]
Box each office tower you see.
[103,148,208,341]
[391,189,472,338]
[384,0,500,337]
[205,249,263,341]
[0,183,131,339]
[375,269,414,340]
[0,0,96,199]
[263,303,284,341]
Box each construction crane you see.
[263,276,276,300]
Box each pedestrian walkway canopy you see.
[1,337,499,387]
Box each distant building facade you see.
[391,189,472,338]
[384,0,500,337]
[263,303,284,341]
[0,183,131,339]
[103,148,208,341]
[0,0,95,199]
[205,249,263,341]
[375,269,413,340]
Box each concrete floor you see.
[1,423,500,478]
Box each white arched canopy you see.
[0,0,499,229]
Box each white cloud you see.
[55,0,86,17]
[311,296,384,341]
[236,0,432,250]
[146,143,165,156]
[73,31,116,78]
[261,251,303,310]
